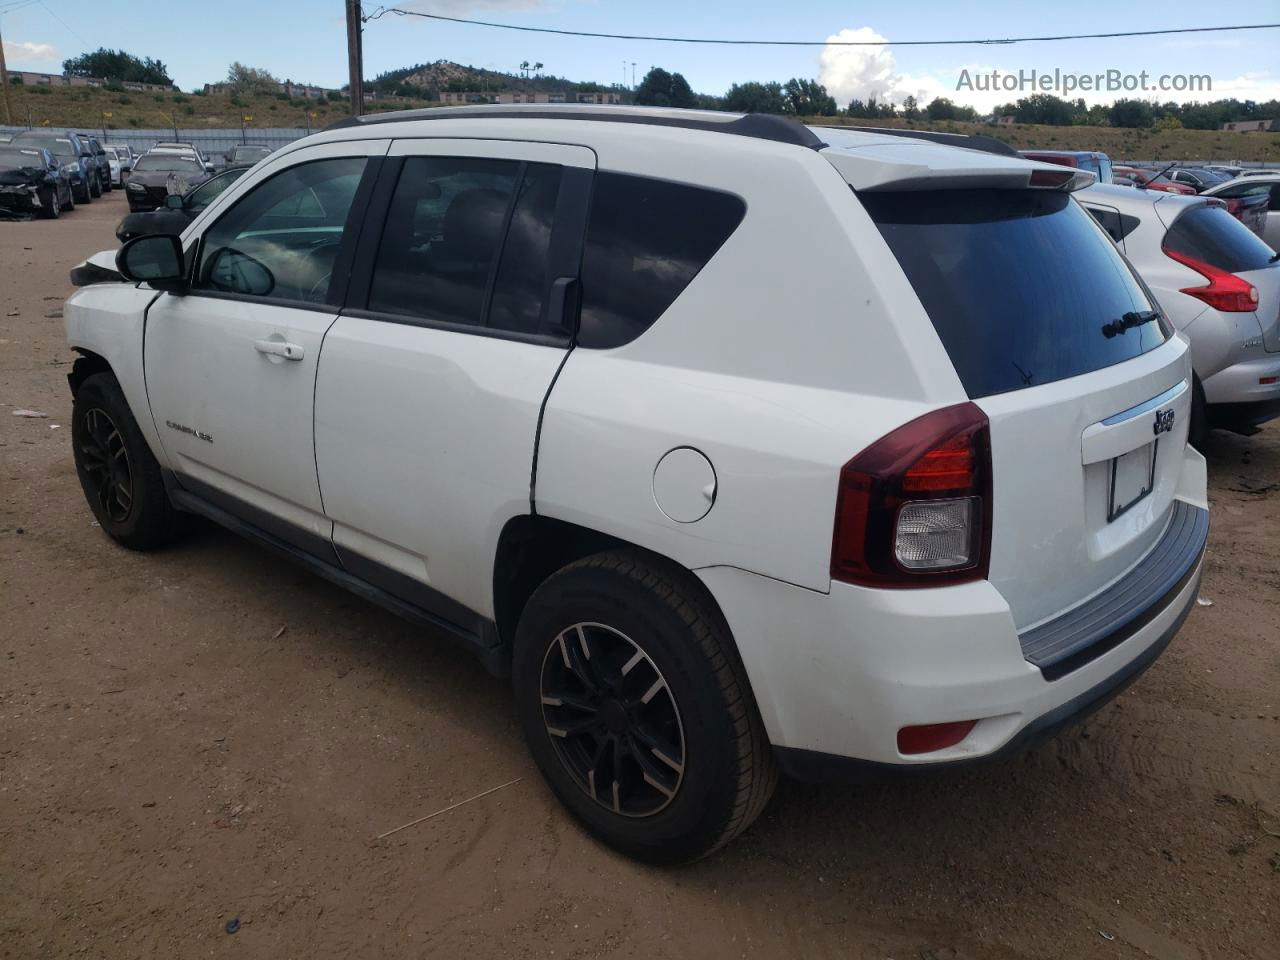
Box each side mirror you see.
[164,193,185,210]
[116,234,187,293]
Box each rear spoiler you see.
[811,124,1018,158]
[820,138,1097,193]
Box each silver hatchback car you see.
[1079,182,1280,441]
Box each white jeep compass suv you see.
[63,106,1208,862]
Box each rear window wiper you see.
[1101,310,1160,338]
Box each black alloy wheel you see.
[78,407,134,524]
[540,622,686,818]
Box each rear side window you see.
[577,173,745,348]
[1163,204,1276,273]
[863,189,1165,399]
[368,156,562,333]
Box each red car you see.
[1113,166,1196,195]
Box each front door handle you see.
[254,339,304,362]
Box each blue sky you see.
[3,0,1278,110]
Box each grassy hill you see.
[806,116,1280,163]
[0,83,435,133]
[3,82,1277,162]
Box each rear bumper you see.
[697,497,1207,780]
[1201,352,1280,407]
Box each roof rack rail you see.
[812,124,1018,158]
[324,106,828,149]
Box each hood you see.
[0,166,47,186]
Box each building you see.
[11,70,174,92]
[438,90,628,106]
[203,80,335,100]
[1221,119,1275,133]
[993,114,1016,126]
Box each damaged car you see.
[0,145,74,219]
[124,152,212,212]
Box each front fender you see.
[64,282,167,467]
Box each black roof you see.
[326,106,827,149]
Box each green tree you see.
[783,78,837,116]
[226,62,280,96]
[925,97,959,120]
[1109,98,1154,128]
[634,67,696,108]
[62,48,171,85]
[1011,94,1074,125]
[722,81,790,114]
[901,95,919,119]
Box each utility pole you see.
[0,16,13,126]
[345,0,363,117]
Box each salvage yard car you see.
[115,165,249,242]
[63,106,1209,863]
[125,152,212,211]
[1079,183,1280,441]
[1203,174,1280,248]
[0,144,74,218]
[9,131,95,203]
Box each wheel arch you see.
[67,349,113,397]
[492,514,739,666]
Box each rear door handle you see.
[254,339,304,362]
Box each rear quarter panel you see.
[535,134,968,591]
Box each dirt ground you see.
[1,192,1277,960]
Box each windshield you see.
[133,155,203,173]
[0,147,46,167]
[15,136,75,158]
[863,188,1165,398]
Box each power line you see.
[361,8,1280,47]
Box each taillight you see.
[1163,247,1259,312]
[1028,169,1074,189]
[830,403,992,589]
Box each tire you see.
[1189,376,1208,449]
[71,373,183,551]
[102,172,113,193]
[76,180,92,204]
[89,173,102,198]
[513,550,777,863]
[38,186,60,219]
[64,184,75,211]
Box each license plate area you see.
[1108,440,1157,522]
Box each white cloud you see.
[3,40,58,63]
[817,28,967,110]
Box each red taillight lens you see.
[830,403,992,589]
[1163,247,1259,312]
[1028,169,1073,189]
[897,720,977,755]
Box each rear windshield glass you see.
[863,189,1164,399]
[1163,204,1276,273]
[232,147,271,160]
[133,155,203,173]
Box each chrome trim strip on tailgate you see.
[1101,379,1187,426]
[1019,499,1208,681]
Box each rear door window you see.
[367,156,563,331]
[863,189,1165,399]
[577,173,746,348]
[1163,204,1276,272]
